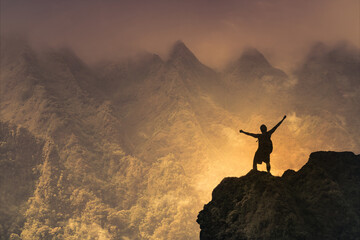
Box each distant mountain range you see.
[1,36,359,239]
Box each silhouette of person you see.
[239,115,286,173]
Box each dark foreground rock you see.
[197,151,360,240]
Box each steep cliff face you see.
[197,151,360,240]
[0,122,58,240]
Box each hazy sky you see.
[1,0,359,69]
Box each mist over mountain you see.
[226,48,280,77]
[292,42,360,151]
[0,36,359,239]
[221,47,291,116]
[294,42,360,111]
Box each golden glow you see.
[1,1,359,239]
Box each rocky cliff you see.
[197,151,360,240]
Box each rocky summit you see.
[197,151,360,240]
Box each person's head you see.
[260,124,267,133]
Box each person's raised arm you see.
[239,130,260,138]
[268,115,286,134]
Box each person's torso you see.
[258,132,273,153]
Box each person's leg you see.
[266,162,271,173]
[253,151,258,170]
[265,154,271,173]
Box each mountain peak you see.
[305,42,328,61]
[306,41,360,63]
[225,47,273,76]
[46,47,83,65]
[168,40,199,64]
[0,35,37,67]
[41,47,88,75]
[171,41,191,54]
[238,47,271,67]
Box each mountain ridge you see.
[1,36,360,239]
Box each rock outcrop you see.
[197,151,360,240]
